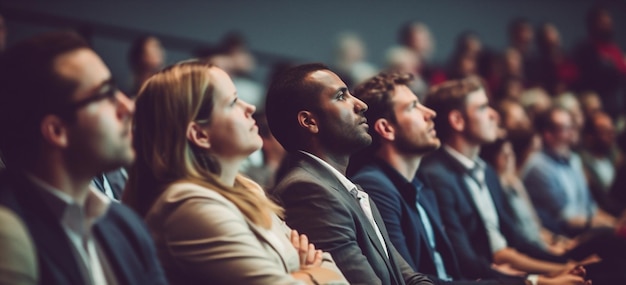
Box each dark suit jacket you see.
[352,159,524,285]
[0,170,168,285]
[271,152,433,285]
[417,149,564,279]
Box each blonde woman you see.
[123,61,346,285]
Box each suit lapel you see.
[12,174,86,284]
[246,217,291,272]
[295,154,399,284]
[438,150,484,223]
[94,209,134,285]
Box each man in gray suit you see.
[266,63,433,285]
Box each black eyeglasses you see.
[61,80,120,113]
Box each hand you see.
[290,230,322,268]
[491,263,526,277]
[537,274,591,285]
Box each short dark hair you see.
[0,31,89,167]
[353,70,413,150]
[265,63,329,152]
[424,77,482,142]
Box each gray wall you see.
[2,0,625,91]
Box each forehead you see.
[392,85,417,105]
[209,67,236,100]
[307,70,346,94]
[53,48,110,100]
[552,109,572,124]
[465,88,488,107]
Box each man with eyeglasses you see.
[0,31,167,285]
[521,107,617,236]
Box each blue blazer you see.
[351,159,524,285]
[417,149,564,279]
[350,159,461,277]
[0,170,168,285]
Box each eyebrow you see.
[333,87,348,97]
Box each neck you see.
[546,144,570,157]
[446,135,481,160]
[215,158,243,187]
[376,145,422,181]
[26,155,93,205]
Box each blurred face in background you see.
[463,88,500,145]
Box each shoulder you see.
[0,206,37,284]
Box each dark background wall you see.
[1,0,625,92]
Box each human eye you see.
[231,97,238,107]
[335,88,348,101]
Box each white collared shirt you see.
[26,174,118,285]
[443,146,508,253]
[300,151,389,258]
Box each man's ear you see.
[40,115,68,148]
[449,110,465,132]
[297,110,319,134]
[374,118,395,142]
[186,122,211,150]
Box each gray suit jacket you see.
[272,152,433,285]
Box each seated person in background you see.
[521,107,616,236]
[481,138,575,255]
[350,71,589,285]
[580,111,622,215]
[122,60,346,285]
[0,31,167,285]
[417,78,579,278]
[267,63,433,285]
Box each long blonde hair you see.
[123,60,281,228]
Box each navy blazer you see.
[417,149,564,279]
[0,170,168,285]
[351,159,461,277]
[272,152,433,285]
[352,159,524,285]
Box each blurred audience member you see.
[533,23,579,96]
[496,98,532,134]
[580,111,622,214]
[128,35,165,96]
[507,18,535,81]
[332,32,378,88]
[573,6,626,120]
[554,92,585,149]
[385,46,428,99]
[522,107,616,235]
[481,138,574,255]
[578,91,603,119]
[219,32,266,111]
[519,87,552,121]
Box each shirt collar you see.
[371,158,423,199]
[299,151,356,191]
[443,145,486,171]
[24,173,111,228]
[542,148,571,165]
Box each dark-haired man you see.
[267,63,433,285]
[0,31,167,285]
